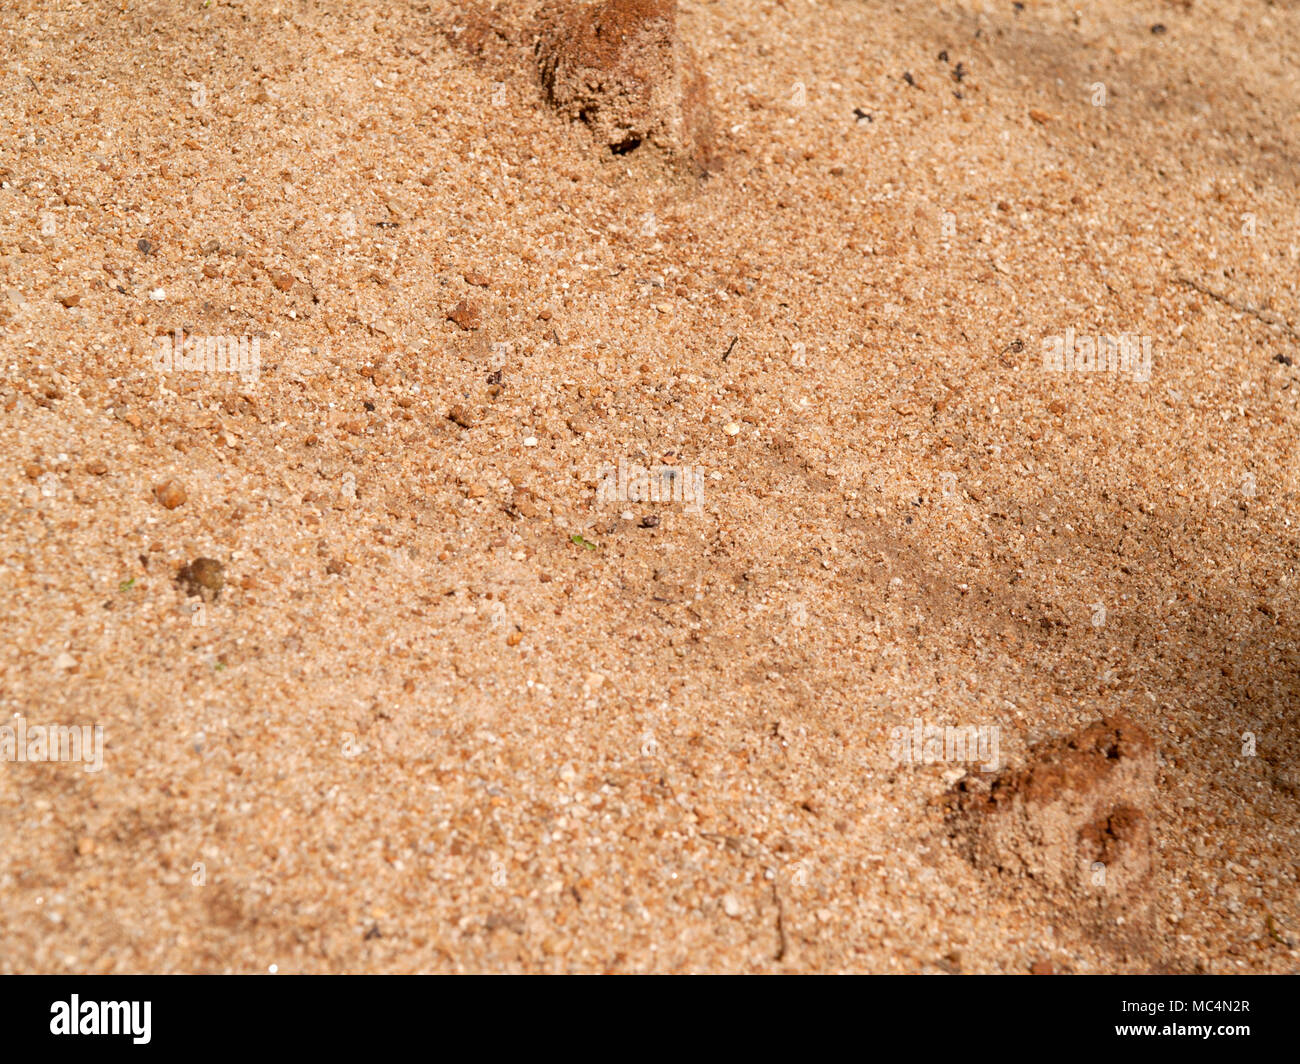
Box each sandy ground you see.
[1,0,1298,973]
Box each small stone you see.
[447,405,476,429]
[149,288,166,301]
[463,269,491,287]
[722,422,740,436]
[202,264,220,278]
[447,300,482,330]
[1029,108,1054,125]
[54,652,77,671]
[523,436,538,448]
[179,557,224,599]
[86,460,108,476]
[23,462,43,481]
[153,479,187,509]
[325,558,347,575]
[640,514,660,528]
[58,293,82,308]
[272,271,294,292]
[722,894,742,917]
[1047,400,1066,415]
[566,416,594,435]
[77,837,95,856]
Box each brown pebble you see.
[463,270,491,287]
[153,479,187,509]
[1047,399,1066,415]
[447,300,482,330]
[202,264,220,278]
[447,405,476,429]
[272,271,294,292]
[1029,108,1054,125]
[58,293,82,307]
[76,837,95,856]
[178,557,224,599]
[23,461,43,481]
[326,558,347,575]
[86,460,108,476]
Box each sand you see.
[0,0,1297,973]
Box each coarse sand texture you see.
[0,0,1298,973]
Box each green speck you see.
[119,577,135,592]
[570,534,598,551]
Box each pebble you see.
[447,300,482,330]
[447,405,476,429]
[722,894,742,917]
[179,558,224,599]
[153,479,187,509]
[722,422,740,436]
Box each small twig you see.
[1172,276,1300,342]
[26,74,42,97]
[721,335,738,362]
[772,881,789,962]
